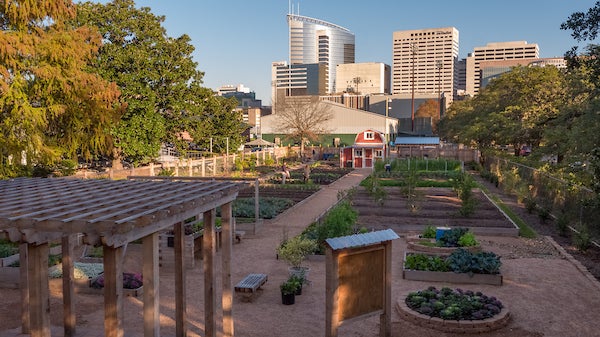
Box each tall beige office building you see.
[465,41,539,96]
[392,27,459,103]
[336,62,390,95]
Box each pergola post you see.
[174,221,187,337]
[19,243,30,334]
[203,209,217,337]
[221,202,234,337]
[104,246,124,337]
[28,242,50,337]
[143,233,160,337]
[62,235,77,337]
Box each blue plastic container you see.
[435,227,451,241]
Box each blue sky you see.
[126,0,593,104]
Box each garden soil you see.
[1,168,600,337]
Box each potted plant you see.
[280,277,300,305]
[276,235,318,279]
[288,274,305,295]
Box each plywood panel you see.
[337,247,384,322]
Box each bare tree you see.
[274,96,333,159]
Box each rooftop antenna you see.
[288,0,291,14]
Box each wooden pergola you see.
[0,177,242,337]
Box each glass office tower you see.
[287,14,355,94]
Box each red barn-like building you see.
[340,129,387,168]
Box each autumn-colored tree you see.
[274,96,333,159]
[415,99,441,134]
[0,0,122,175]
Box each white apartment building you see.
[465,41,539,96]
[335,62,390,95]
[392,27,459,103]
[288,14,355,94]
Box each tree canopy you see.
[439,65,568,155]
[75,0,245,165]
[0,0,123,175]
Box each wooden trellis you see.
[0,177,242,337]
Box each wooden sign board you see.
[337,246,384,321]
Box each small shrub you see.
[573,225,591,252]
[457,232,478,247]
[422,225,436,239]
[0,240,18,258]
[555,211,570,237]
[276,236,318,268]
[537,205,551,224]
[523,197,537,214]
[157,168,175,176]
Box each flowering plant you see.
[91,272,143,289]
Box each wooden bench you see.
[234,273,267,301]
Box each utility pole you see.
[410,43,417,133]
[436,59,443,119]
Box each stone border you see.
[544,235,600,292]
[396,294,510,334]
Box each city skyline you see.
[123,1,591,103]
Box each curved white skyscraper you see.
[287,14,355,94]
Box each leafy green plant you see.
[276,236,318,268]
[537,204,552,224]
[301,200,359,253]
[555,211,570,237]
[437,227,469,247]
[157,168,175,176]
[233,197,294,219]
[457,232,478,247]
[573,225,591,252]
[406,286,503,320]
[404,254,449,272]
[0,240,18,258]
[523,196,537,214]
[422,225,436,239]
[453,173,478,216]
[446,249,502,275]
[280,277,300,295]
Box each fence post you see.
[254,178,260,225]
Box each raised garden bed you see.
[402,250,503,286]
[396,287,510,333]
[405,236,482,254]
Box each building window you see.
[364,132,374,140]
[355,149,363,157]
[375,149,383,157]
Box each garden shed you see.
[0,177,242,337]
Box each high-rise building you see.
[392,27,459,103]
[271,61,327,105]
[288,14,355,94]
[465,41,539,96]
[335,62,390,95]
